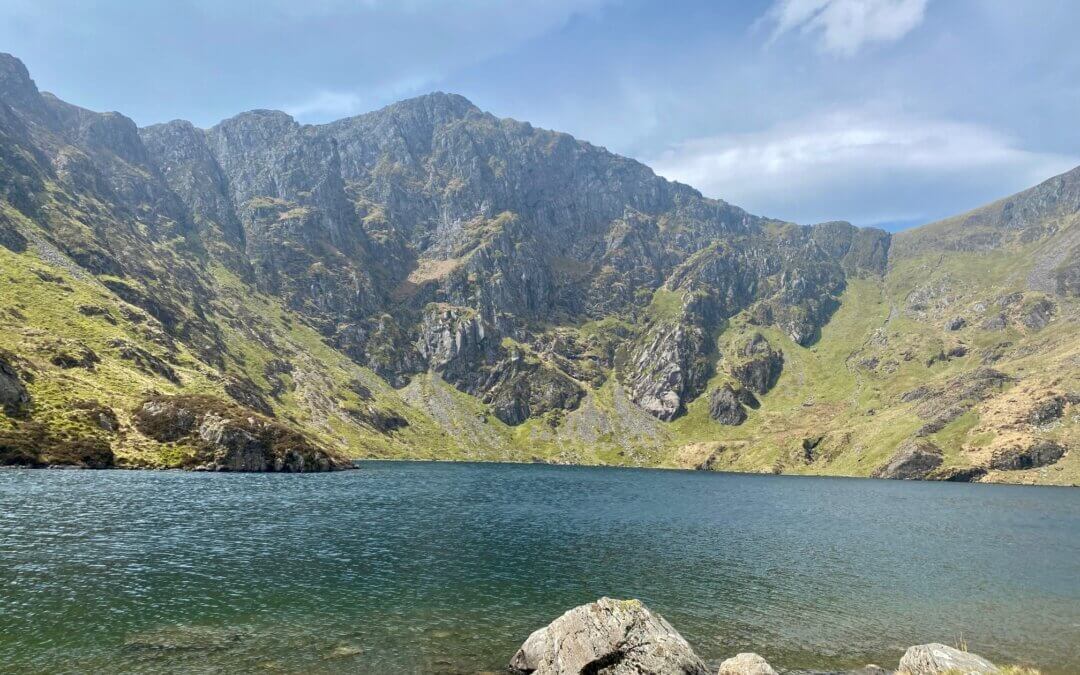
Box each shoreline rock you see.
[872,439,944,480]
[508,597,709,675]
[511,599,1016,675]
[133,394,354,472]
[899,643,999,674]
[718,652,778,675]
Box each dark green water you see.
[1,462,1078,674]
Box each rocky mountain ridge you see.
[0,53,1076,482]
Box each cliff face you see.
[0,53,1075,482]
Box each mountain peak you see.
[325,91,481,134]
[382,91,480,116]
[0,53,44,114]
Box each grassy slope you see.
[0,203,469,466]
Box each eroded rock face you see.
[416,305,584,425]
[0,351,30,416]
[133,394,352,471]
[417,305,495,376]
[508,598,709,675]
[624,300,713,422]
[872,439,944,480]
[898,643,999,674]
[716,652,778,675]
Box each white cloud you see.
[648,110,1078,226]
[766,0,929,55]
[282,74,438,120]
[283,91,364,119]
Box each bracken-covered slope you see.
[0,53,1075,482]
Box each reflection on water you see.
[1,462,1078,673]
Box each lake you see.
[1,462,1078,673]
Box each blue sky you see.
[2,0,1078,230]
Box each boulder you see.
[989,439,1066,471]
[508,598,709,675]
[709,384,748,425]
[1019,297,1054,330]
[730,333,784,395]
[898,643,998,674]
[872,439,943,480]
[1028,395,1066,425]
[49,344,100,370]
[717,652,778,675]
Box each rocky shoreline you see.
[509,598,1034,675]
[0,389,353,472]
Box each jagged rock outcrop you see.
[872,439,944,480]
[508,598,709,675]
[417,304,496,377]
[477,350,585,425]
[624,304,713,421]
[709,384,749,425]
[717,652,778,675]
[133,394,352,471]
[989,439,1066,471]
[898,643,999,674]
[945,316,966,331]
[729,333,784,395]
[203,109,382,331]
[414,304,584,424]
[0,350,30,416]
[107,339,179,383]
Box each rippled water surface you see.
[1,462,1079,674]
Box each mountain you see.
[0,54,1075,482]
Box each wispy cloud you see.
[282,74,438,120]
[649,109,1078,226]
[283,90,363,119]
[765,0,929,55]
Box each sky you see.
[2,0,1078,230]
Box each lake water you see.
[1,462,1078,674]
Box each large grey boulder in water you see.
[716,652,778,675]
[508,597,709,675]
[898,643,999,674]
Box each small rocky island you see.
[508,598,1025,674]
